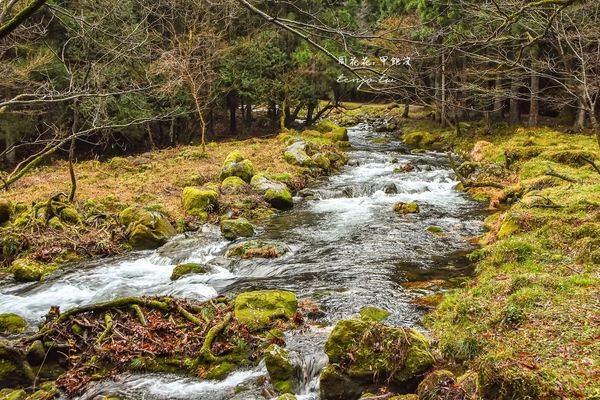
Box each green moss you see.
[497,213,519,239]
[220,151,255,183]
[0,389,26,400]
[324,319,434,384]
[220,218,254,240]
[181,187,219,217]
[265,345,295,394]
[59,206,82,224]
[204,361,236,380]
[0,313,26,333]
[10,258,56,282]
[315,119,339,133]
[264,188,293,210]
[393,202,420,214]
[403,131,436,149]
[325,127,349,143]
[417,370,456,400]
[47,216,64,230]
[311,153,332,171]
[220,176,248,194]
[319,364,364,400]
[170,263,210,280]
[359,306,390,322]
[234,290,297,331]
[127,211,177,250]
[276,394,297,400]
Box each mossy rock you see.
[227,240,285,259]
[9,258,55,282]
[403,131,436,149]
[129,216,176,250]
[59,206,82,224]
[220,218,254,240]
[0,200,12,224]
[219,151,255,183]
[0,233,26,263]
[393,202,420,214]
[251,175,293,210]
[0,313,26,334]
[324,319,434,384]
[265,344,295,394]
[47,216,64,230]
[170,263,211,280]
[359,306,390,322]
[181,187,219,217]
[311,153,332,171]
[120,207,176,250]
[325,127,349,143]
[0,348,30,388]
[315,119,339,133]
[284,141,313,167]
[417,369,457,400]
[320,364,365,400]
[220,176,248,195]
[234,290,297,331]
[203,361,236,380]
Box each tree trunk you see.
[68,103,80,202]
[590,111,600,148]
[402,100,410,118]
[493,76,504,120]
[509,77,520,124]
[529,71,539,127]
[305,102,316,126]
[574,98,586,131]
[440,53,447,128]
[245,101,252,125]
[4,134,16,164]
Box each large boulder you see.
[181,187,219,219]
[320,365,365,400]
[251,175,293,210]
[220,218,254,240]
[170,263,211,281]
[311,153,331,171]
[9,258,55,282]
[234,290,297,331]
[0,313,26,334]
[321,319,434,399]
[393,202,420,214]
[316,119,349,143]
[219,150,255,183]
[265,344,295,394]
[227,240,286,259]
[120,207,176,250]
[284,141,313,167]
[402,131,436,150]
[0,199,12,224]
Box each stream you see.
[0,123,485,399]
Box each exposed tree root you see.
[197,312,232,363]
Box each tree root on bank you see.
[1,296,275,397]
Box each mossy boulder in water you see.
[170,263,211,280]
[120,207,176,250]
[403,131,436,150]
[220,176,248,195]
[0,199,12,224]
[320,364,365,400]
[220,218,254,240]
[234,290,297,331]
[0,389,27,400]
[181,187,219,218]
[316,119,349,143]
[0,313,26,334]
[9,258,55,282]
[265,344,295,394]
[227,240,286,259]
[322,319,434,394]
[276,395,297,400]
[251,175,293,210]
[393,202,420,214]
[219,150,255,183]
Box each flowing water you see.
[0,123,485,399]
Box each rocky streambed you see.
[0,122,486,399]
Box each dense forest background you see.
[1,0,599,181]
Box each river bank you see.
[0,104,598,400]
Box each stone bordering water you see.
[0,290,300,397]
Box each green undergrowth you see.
[421,123,600,399]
